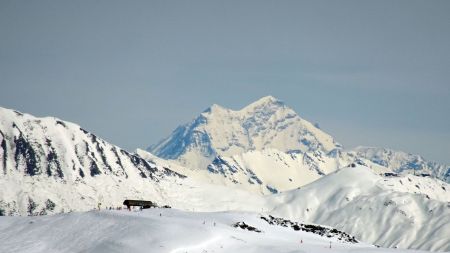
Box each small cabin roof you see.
[123,200,154,206]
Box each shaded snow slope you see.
[268,165,450,252]
[148,96,341,169]
[0,209,432,253]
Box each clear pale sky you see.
[1,0,449,164]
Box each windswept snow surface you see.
[0,209,433,253]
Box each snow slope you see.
[1,163,448,251]
[0,208,433,253]
[206,148,339,194]
[88,149,450,251]
[148,96,341,169]
[202,147,450,195]
[268,165,450,252]
[138,147,336,195]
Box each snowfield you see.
[0,208,434,253]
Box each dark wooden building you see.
[123,200,157,210]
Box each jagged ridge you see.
[0,107,184,215]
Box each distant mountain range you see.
[1,97,450,251]
[146,96,449,195]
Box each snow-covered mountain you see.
[202,147,450,195]
[135,150,450,251]
[2,162,449,251]
[2,102,450,252]
[268,164,450,252]
[148,96,341,170]
[147,96,449,194]
[0,107,185,215]
[350,146,450,182]
[0,106,279,216]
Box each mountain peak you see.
[203,103,226,114]
[254,95,279,104]
[243,96,283,111]
[148,97,340,169]
[203,96,283,115]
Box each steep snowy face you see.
[0,107,184,215]
[350,146,450,183]
[148,96,341,169]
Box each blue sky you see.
[1,0,449,163]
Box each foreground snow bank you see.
[0,208,433,253]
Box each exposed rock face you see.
[0,107,184,216]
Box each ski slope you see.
[0,208,434,253]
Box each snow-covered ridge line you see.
[0,106,185,215]
[349,146,450,182]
